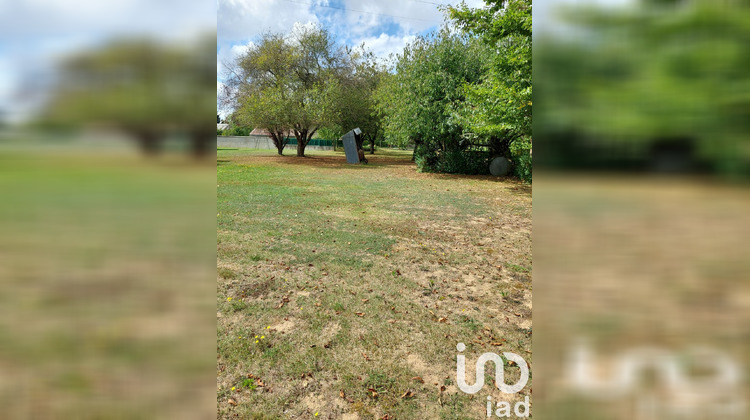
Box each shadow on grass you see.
[219,148,531,189]
[276,154,416,169]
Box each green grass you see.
[0,149,216,418]
[217,148,532,419]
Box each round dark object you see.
[490,157,511,176]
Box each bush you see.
[509,137,532,183]
[229,126,250,136]
[436,149,490,175]
[414,145,439,172]
[415,147,490,175]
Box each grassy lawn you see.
[217,148,532,419]
[0,149,216,419]
[533,176,750,419]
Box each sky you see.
[216,0,635,118]
[0,0,632,124]
[0,0,215,124]
[216,0,486,118]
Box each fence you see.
[217,135,333,151]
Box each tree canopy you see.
[375,28,488,172]
[222,25,379,157]
[447,0,532,181]
[373,1,532,180]
[42,36,216,156]
[535,0,750,175]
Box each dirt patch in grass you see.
[272,318,297,334]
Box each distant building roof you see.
[250,128,293,137]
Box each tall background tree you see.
[222,26,354,157]
[374,28,488,172]
[41,36,216,157]
[447,0,532,181]
[223,33,295,155]
[535,0,750,177]
[327,47,386,153]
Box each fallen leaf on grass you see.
[412,376,424,383]
[362,353,370,361]
[355,312,365,317]
[367,388,378,398]
[400,389,415,399]
[228,399,237,406]
[276,296,290,309]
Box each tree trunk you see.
[370,134,375,154]
[295,129,308,157]
[412,137,421,161]
[135,130,161,156]
[270,131,286,155]
[191,132,213,158]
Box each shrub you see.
[229,126,250,136]
[415,147,490,175]
[436,149,490,175]
[509,137,532,183]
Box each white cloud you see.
[217,0,485,47]
[216,40,257,81]
[218,0,320,43]
[338,0,446,34]
[355,33,418,60]
[1,0,214,41]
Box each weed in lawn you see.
[241,378,257,391]
[219,267,237,279]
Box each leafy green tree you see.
[330,47,387,153]
[223,33,295,155]
[447,0,532,181]
[42,36,216,157]
[374,28,487,172]
[535,0,750,176]
[223,26,350,157]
